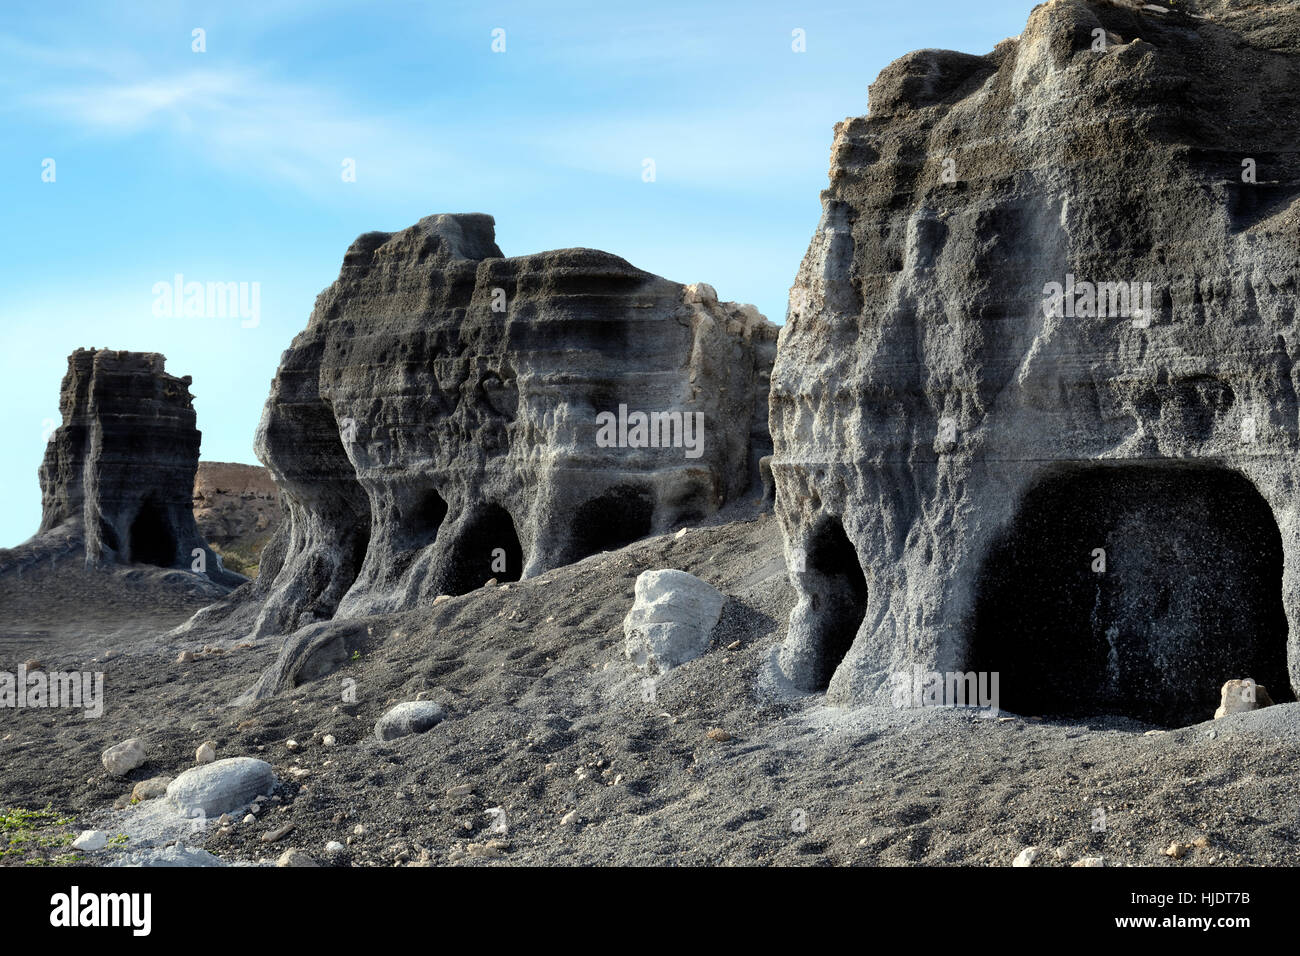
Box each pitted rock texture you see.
[190,213,775,644]
[771,0,1300,721]
[0,349,242,588]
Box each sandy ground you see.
[2,512,1299,867]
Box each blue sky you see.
[1,0,1032,547]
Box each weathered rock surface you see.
[192,461,282,576]
[102,738,147,776]
[131,776,173,802]
[772,0,1300,724]
[179,213,775,655]
[624,569,725,673]
[0,349,243,588]
[106,845,227,867]
[374,701,446,741]
[1214,679,1275,719]
[166,757,276,818]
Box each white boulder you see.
[623,569,725,674]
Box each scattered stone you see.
[706,727,732,742]
[167,757,277,818]
[325,841,345,855]
[1012,846,1039,867]
[276,848,317,867]
[131,776,173,802]
[261,823,296,843]
[101,738,146,776]
[1072,857,1105,868]
[322,735,336,747]
[243,814,256,825]
[195,741,216,764]
[623,569,726,673]
[106,846,226,867]
[374,701,446,741]
[1214,679,1275,719]
[467,840,506,859]
[72,830,108,852]
[1165,842,1188,859]
[560,810,579,826]
[177,651,195,663]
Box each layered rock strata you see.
[1,349,242,588]
[186,213,776,645]
[771,0,1300,723]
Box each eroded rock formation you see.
[0,349,242,588]
[187,213,776,647]
[772,0,1300,723]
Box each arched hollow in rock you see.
[965,464,1292,727]
[406,488,448,546]
[128,498,178,567]
[567,483,656,563]
[799,514,869,691]
[442,504,523,594]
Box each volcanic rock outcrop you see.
[186,213,776,647]
[771,0,1300,725]
[0,349,243,588]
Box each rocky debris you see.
[324,840,345,855]
[0,349,242,588]
[71,830,108,852]
[234,618,371,702]
[166,757,277,818]
[192,461,282,576]
[1165,841,1189,860]
[771,0,1300,723]
[1012,846,1039,867]
[131,776,173,802]
[1072,857,1105,868]
[195,741,216,764]
[106,846,226,867]
[102,738,146,776]
[623,569,725,673]
[276,848,317,867]
[261,823,296,843]
[1214,679,1275,719]
[177,213,776,659]
[374,701,446,742]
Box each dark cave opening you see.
[128,500,177,568]
[966,464,1291,727]
[802,515,869,691]
[444,503,524,595]
[407,488,448,545]
[567,483,656,562]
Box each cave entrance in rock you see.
[445,504,523,594]
[966,464,1291,727]
[407,488,448,546]
[568,483,655,562]
[802,515,869,691]
[129,499,177,567]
